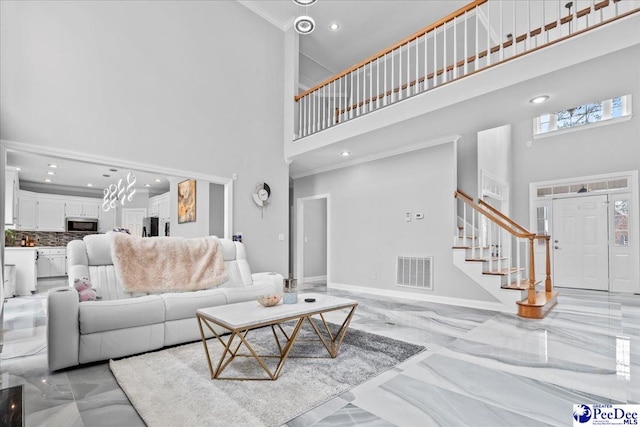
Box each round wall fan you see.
[252,182,271,207]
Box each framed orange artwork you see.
[177,179,196,223]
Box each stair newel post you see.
[488,220,494,273]
[528,235,536,304]
[544,236,552,292]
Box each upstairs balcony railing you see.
[294,0,639,139]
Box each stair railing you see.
[294,0,638,139]
[455,190,552,304]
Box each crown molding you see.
[236,1,289,31]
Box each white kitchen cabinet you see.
[66,200,100,218]
[149,193,169,220]
[37,198,66,231]
[5,248,37,295]
[37,247,67,278]
[17,192,38,230]
[148,199,160,217]
[159,195,170,222]
[4,167,19,226]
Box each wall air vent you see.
[396,256,433,290]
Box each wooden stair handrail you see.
[294,0,488,102]
[455,191,535,239]
[478,199,531,235]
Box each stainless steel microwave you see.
[66,218,98,232]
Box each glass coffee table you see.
[196,293,358,380]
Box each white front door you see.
[552,195,609,290]
[122,208,146,237]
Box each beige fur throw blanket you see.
[110,233,228,293]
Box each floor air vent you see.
[396,256,433,290]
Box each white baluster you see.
[497,227,502,272]
[433,26,438,86]
[414,37,419,94]
[471,204,476,259]
[475,5,479,71]
[507,233,513,287]
[399,45,403,101]
[463,200,467,247]
[391,49,395,102]
[322,85,326,130]
[338,77,342,123]
[424,32,429,91]
[513,0,517,57]
[376,57,380,109]
[349,71,354,119]
[298,97,302,138]
[464,11,468,76]
[443,20,447,83]
[499,0,504,61]
[526,0,530,52]
[369,61,373,112]
[489,221,494,273]
[356,67,360,116]
[384,52,388,106]
[313,93,316,134]
[409,40,414,97]
[485,2,490,67]
[517,238,522,287]
[453,16,457,79]
[331,80,336,127]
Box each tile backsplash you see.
[6,231,100,247]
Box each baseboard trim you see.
[328,282,507,312]
[304,275,327,283]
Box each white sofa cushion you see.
[162,288,227,321]
[84,234,113,266]
[79,295,164,334]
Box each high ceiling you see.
[238,0,469,87]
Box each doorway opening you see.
[530,171,639,293]
[296,194,330,288]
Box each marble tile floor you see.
[0,283,638,426]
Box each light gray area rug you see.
[110,323,425,427]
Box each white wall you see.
[0,1,288,273]
[294,142,496,302]
[477,124,512,195]
[511,93,640,227]
[303,197,327,278]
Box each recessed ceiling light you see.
[293,0,317,5]
[340,151,351,157]
[44,178,52,183]
[294,16,315,34]
[530,95,550,104]
[329,22,340,31]
[47,171,55,175]
[15,167,21,171]
[103,174,111,178]
[144,183,151,187]
[154,178,162,182]
[48,163,58,168]
[87,183,93,187]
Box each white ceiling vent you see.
[396,256,433,290]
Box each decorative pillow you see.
[73,276,98,302]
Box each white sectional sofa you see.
[47,234,283,371]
